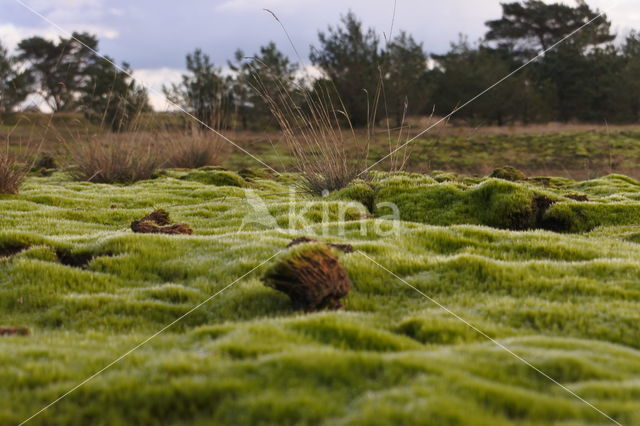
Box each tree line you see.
[1,0,639,131]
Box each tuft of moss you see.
[238,167,275,181]
[181,170,246,187]
[376,177,559,230]
[262,243,352,312]
[490,166,527,182]
[328,180,375,212]
[542,201,640,233]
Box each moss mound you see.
[4,170,640,424]
[376,177,558,230]
[328,180,375,212]
[490,166,527,181]
[374,174,640,233]
[181,170,246,187]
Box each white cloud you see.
[0,22,118,52]
[5,0,120,48]
[215,0,290,13]
[132,68,185,111]
[0,23,61,51]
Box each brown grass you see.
[164,131,229,169]
[0,147,31,194]
[66,132,162,184]
[0,126,40,194]
[252,67,371,195]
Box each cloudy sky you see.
[1,0,638,109]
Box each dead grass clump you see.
[0,144,36,194]
[165,132,229,169]
[252,67,370,195]
[67,132,162,184]
[131,209,193,235]
[263,244,352,312]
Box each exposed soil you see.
[55,249,99,268]
[0,244,30,259]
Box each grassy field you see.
[3,114,640,179]
[2,164,640,425]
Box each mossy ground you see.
[2,168,640,425]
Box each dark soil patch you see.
[263,245,352,312]
[287,237,354,253]
[35,152,57,170]
[55,249,97,268]
[533,195,556,226]
[131,209,193,235]
[0,244,30,259]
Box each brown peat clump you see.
[131,209,193,235]
[262,244,352,312]
[0,327,30,336]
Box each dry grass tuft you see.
[66,132,162,184]
[252,67,371,195]
[0,139,38,194]
[164,132,228,169]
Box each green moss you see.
[490,166,527,181]
[328,180,375,211]
[181,170,246,187]
[375,177,559,230]
[542,201,640,233]
[2,171,640,424]
[395,314,492,344]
